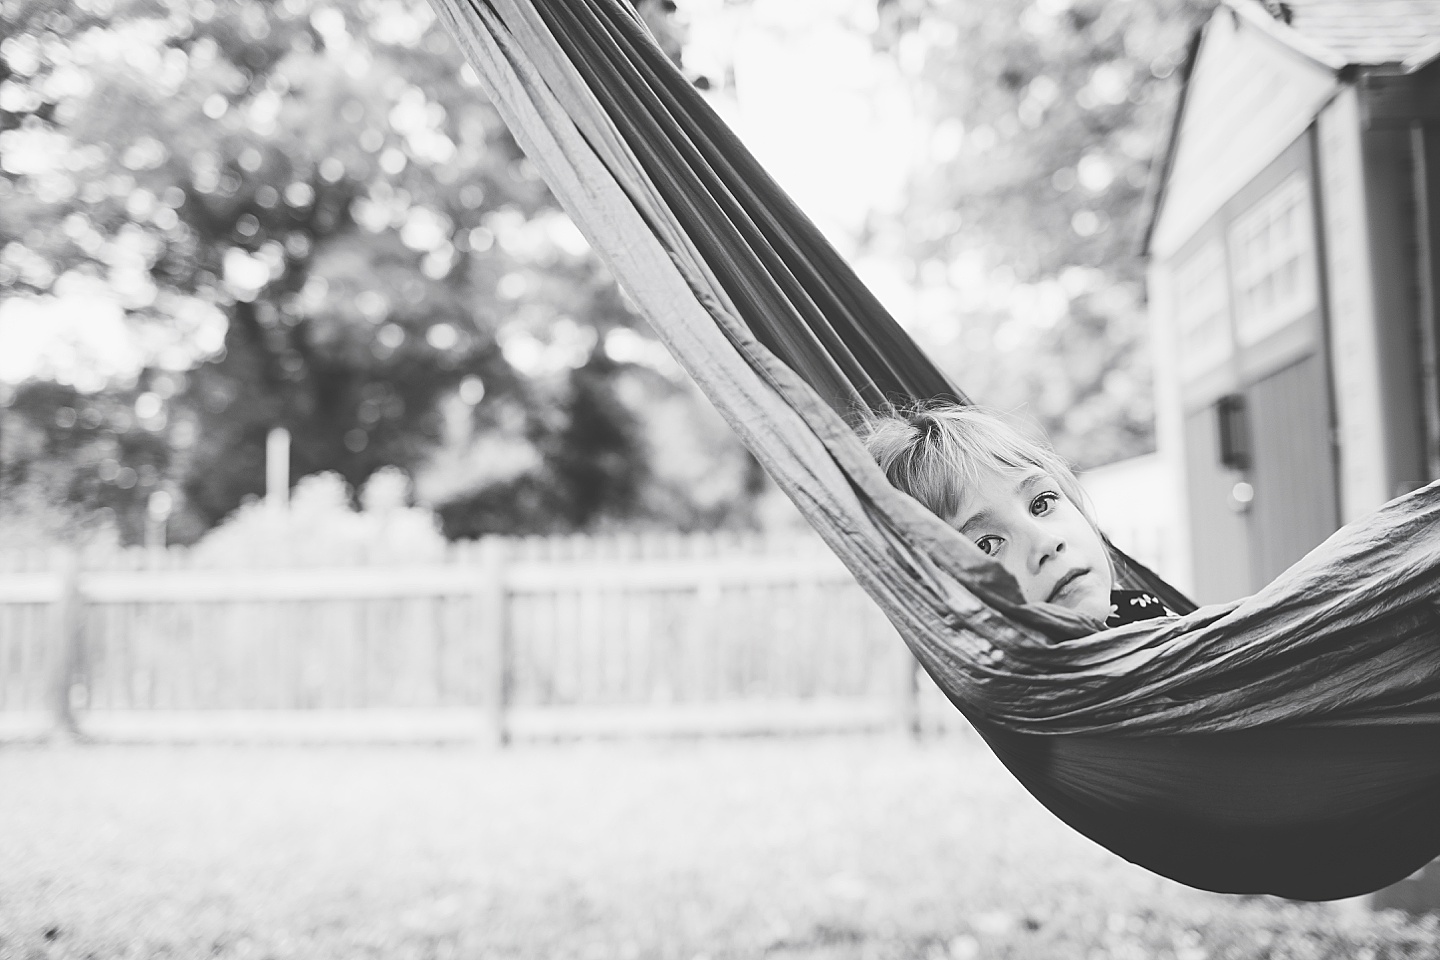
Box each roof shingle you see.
[1280,0,1440,66]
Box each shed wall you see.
[1361,126,1429,495]
[1245,353,1341,585]
[1171,133,1340,601]
[1183,406,1254,603]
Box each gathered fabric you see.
[427,0,1440,899]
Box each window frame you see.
[1171,238,1233,380]
[1228,174,1318,347]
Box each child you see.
[859,403,1169,629]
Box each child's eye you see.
[1030,492,1060,516]
[975,535,1002,556]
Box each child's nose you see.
[1031,527,1065,570]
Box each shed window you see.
[1172,239,1232,378]
[1229,175,1317,346]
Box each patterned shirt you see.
[1105,589,1171,628]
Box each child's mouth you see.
[1047,568,1090,603]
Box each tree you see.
[0,377,172,543]
[871,0,1211,467]
[0,0,761,540]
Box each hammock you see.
[428,0,1440,900]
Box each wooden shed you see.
[1144,0,1440,604]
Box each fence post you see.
[899,649,922,741]
[50,546,84,741]
[479,537,512,747]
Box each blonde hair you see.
[859,403,1098,530]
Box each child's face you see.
[950,467,1113,622]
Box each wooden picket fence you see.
[0,532,945,742]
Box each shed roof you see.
[1143,0,1440,256]
[1270,0,1440,69]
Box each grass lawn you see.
[1,733,1437,959]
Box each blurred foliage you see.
[436,358,767,537]
[436,351,656,538]
[0,0,760,543]
[0,0,1218,543]
[191,467,451,564]
[872,0,1212,468]
[0,377,173,542]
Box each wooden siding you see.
[1318,86,1391,519]
[1244,354,1341,585]
[1150,6,1336,260]
[1362,123,1431,495]
[1174,136,1321,413]
[1167,129,1342,601]
[1183,405,1254,603]
[1182,355,1338,601]
[1417,117,1440,480]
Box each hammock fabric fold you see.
[428,0,1440,900]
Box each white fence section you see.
[0,533,947,742]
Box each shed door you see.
[1184,406,1253,604]
[1244,353,1340,585]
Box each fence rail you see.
[0,532,933,742]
